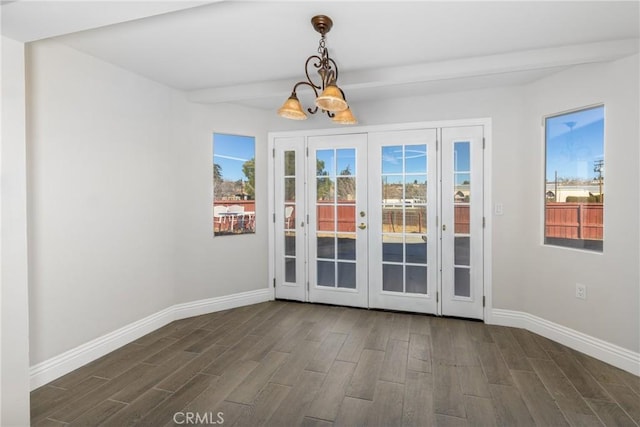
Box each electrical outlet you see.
[576,283,587,300]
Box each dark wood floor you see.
[31,301,640,426]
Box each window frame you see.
[542,103,605,253]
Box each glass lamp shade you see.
[332,106,357,125]
[315,84,348,112]
[278,94,308,120]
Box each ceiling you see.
[2,1,639,109]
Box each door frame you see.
[268,118,493,321]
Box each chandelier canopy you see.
[277,15,356,125]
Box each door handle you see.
[358,223,367,230]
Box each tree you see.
[213,163,223,200]
[337,165,356,200]
[316,159,334,200]
[242,158,255,199]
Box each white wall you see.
[521,55,639,353]
[1,35,31,426]
[26,39,273,368]
[171,101,270,304]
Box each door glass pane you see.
[285,258,296,283]
[317,178,335,201]
[406,266,427,294]
[382,234,403,262]
[337,205,356,231]
[382,145,402,174]
[318,261,335,287]
[405,175,427,203]
[337,148,356,176]
[337,178,356,201]
[317,235,335,259]
[284,150,295,176]
[285,232,295,256]
[406,205,426,234]
[405,144,427,174]
[405,235,427,264]
[382,205,402,233]
[285,178,296,202]
[454,173,470,204]
[316,150,334,176]
[284,205,295,229]
[337,262,356,289]
[454,142,470,171]
[337,233,356,260]
[454,268,471,297]
[382,175,402,203]
[455,237,470,266]
[454,206,470,234]
[383,264,403,292]
[317,204,335,231]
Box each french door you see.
[272,124,485,319]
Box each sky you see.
[546,106,604,182]
[213,133,255,181]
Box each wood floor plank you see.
[363,311,392,351]
[187,359,260,410]
[208,400,247,427]
[435,414,469,427]
[306,360,356,422]
[232,382,291,427]
[49,363,158,423]
[336,318,372,363]
[272,321,316,353]
[68,398,126,426]
[137,373,219,426]
[143,329,213,365]
[586,398,637,426]
[301,416,334,427]
[306,306,342,343]
[155,344,228,393]
[305,332,347,373]
[599,382,640,424]
[549,351,611,401]
[489,326,533,372]
[379,339,409,384]
[266,370,326,427]
[365,380,404,426]
[346,349,385,400]
[333,396,372,427]
[408,333,432,373]
[529,358,602,427]
[202,334,259,375]
[458,365,491,398]
[408,313,432,336]
[330,308,362,335]
[617,368,640,395]
[511,369,569,426]
[227,351,289,404]
[271,340,320,386]
[451,320,481,367]
[389,313,411,342]
[510,328,549,360]
[31,377,108,423]
[433,363,466,418]
[100,388,171,426]
[403,370,435,427]
[476,342,513,385]
[111,350,197,403]
[431,319,456,365]
[464,395,498,427]
[489,384,536,427]
[572,350,627,386]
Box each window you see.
[213,133,256,236]
[544,105,604,251]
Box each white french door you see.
[368,130,439,314]
[272,123,485,320]
[307,134,369,308]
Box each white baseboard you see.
[491,309,640,376]
[29,288,272,390]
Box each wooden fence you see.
[277,201,604,241]
[545,202,603,240]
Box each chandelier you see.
[277,15,357,125]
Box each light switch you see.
[494,203,504,216]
